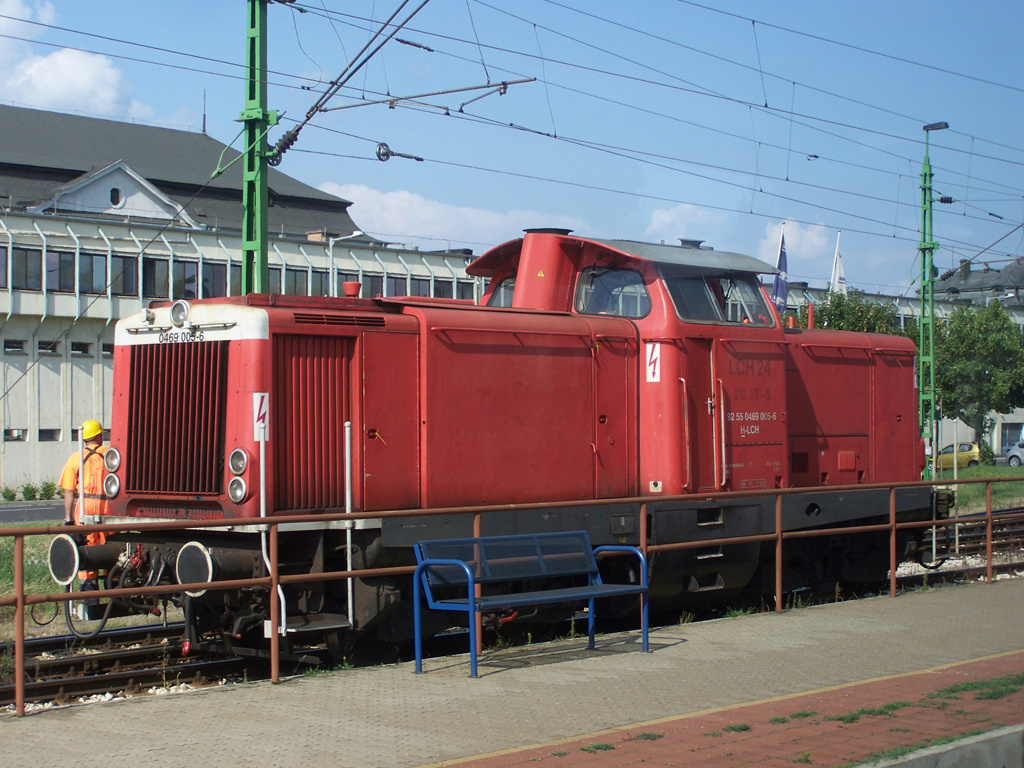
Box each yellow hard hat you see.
[81,419,103,441]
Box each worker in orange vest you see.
[59,419,109,595]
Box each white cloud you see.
[757,219,831,274]
[320,182,589,252]
[0,2,152,121]
[643,203,727,243]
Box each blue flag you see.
[771,232,788,315]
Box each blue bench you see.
[413,530,649,677]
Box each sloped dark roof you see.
[935,259,1024,296]
[0,104,358,237]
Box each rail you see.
[3,475,1024,717]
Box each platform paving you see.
[3,578,1024,768]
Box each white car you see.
[1006,442,1024,468]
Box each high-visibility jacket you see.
[59,444,109,578]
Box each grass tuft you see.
[723,723,752,732]
[824,701,913,724]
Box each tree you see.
[798,289,912,337]
[933,302,1024,442]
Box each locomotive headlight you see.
[103,473,120,498]
[104,446,121,473]
[227,476,248,504]
[170,299,190,327]
[228,448,249,475]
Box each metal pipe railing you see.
[4,474,1024,716]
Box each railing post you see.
[473,511,482,656]
[889,487,897,598]
[639,502,649,624]
[270,523,280,683]
[774,495,783,612]
[985,482,993,583]
[15,534,25,717]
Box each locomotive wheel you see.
[324,629,351,664]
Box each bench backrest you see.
[415,531,599,589]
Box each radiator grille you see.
[273,335,352,510]
[125,341,229,495]
[294,312,385,327]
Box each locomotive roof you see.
[468,234,777,277]
[590,239,778,274]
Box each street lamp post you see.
[918,121,948,480]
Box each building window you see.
[173,260,198,299]
[39,429,61,442]
[110,187,123,207]
[269,266,282,292]
[1001,423,1023,452]
[311,269,330,297]
[143,257,168,298]
[0,245,6,289]
[386,276,408,297]
[202,262,227,298]
[369,275,384,298]
[111,254,138,296]
[46,250,76,293]
[71,341,91,356]
[4,429,26,442]
[410,278,430,297]
[457,281,476,301]
[37,340,60,355]
[230,264,242,296]
[78,253,108,294]
[285,267,308,295]
[102,343,115,357]
[12,247,42,291]
[433,280,453,299]
[3,339,25,354]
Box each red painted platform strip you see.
[434,650,1024,768]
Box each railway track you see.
[921,507,1024,564]
[0,622,248,708]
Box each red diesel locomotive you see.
[50,229,937,653]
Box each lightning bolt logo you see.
[646,343,661,383]
[253,393,269,439]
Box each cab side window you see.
[575,267,651,318]
[487,276,516,307]
[662,269,774,326]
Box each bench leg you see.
[641,593,649,652]
[588,598,596,650]
[414,580,424,673]
[468,607,478,678]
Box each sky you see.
[0,0,1021,296]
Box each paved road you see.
[0,501,63,525]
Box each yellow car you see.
[935,442,980,470]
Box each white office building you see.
[0,105,477,491]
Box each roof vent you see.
[523,228,572,236]
[678,239,709,250]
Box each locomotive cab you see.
[469,229,788,498]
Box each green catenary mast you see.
[917,121,948,481]
[240,0,276,294]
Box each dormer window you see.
[110,187,124,208]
